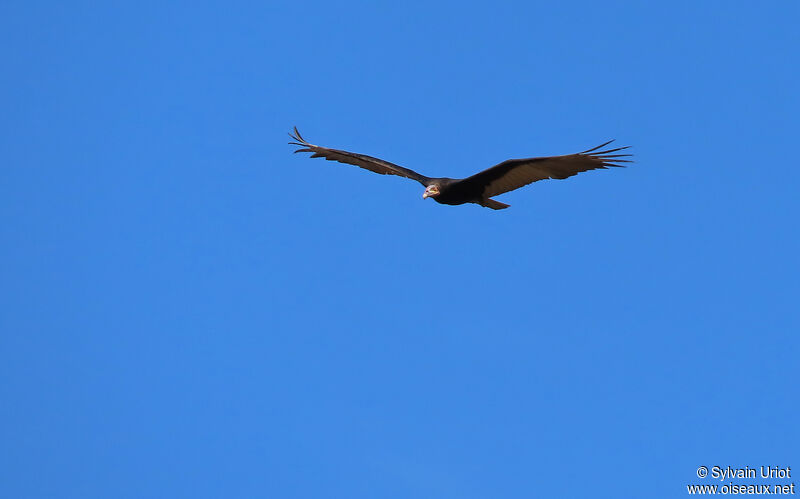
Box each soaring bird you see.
[289,127,631,210]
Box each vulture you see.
[289,127,631,210]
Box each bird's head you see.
[422,185,440,199]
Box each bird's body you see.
[420,177,506,209]
[425,178,467,206]
[289,128,631,210]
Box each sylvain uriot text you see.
[711,466,792,481]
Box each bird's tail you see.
[481,198,510,210]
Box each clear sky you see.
[1,1,798,498]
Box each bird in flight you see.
[289,127,632,210]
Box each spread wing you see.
[458,141,632,198]
[289,127,431,185]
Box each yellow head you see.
[422,185,440,199]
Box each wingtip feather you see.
[288,126,309,145]
[582,141,633,167]
[580,139,615,154]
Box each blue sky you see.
[1,1,798,497]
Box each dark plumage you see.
[289,127,632,210]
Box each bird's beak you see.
[422,191,429,199]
